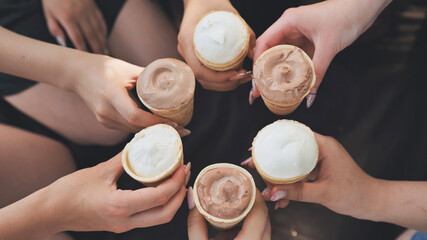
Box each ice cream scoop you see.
[193,163,256,229]
[122,124,183,186]
[252,119,318,185]
[253,45,315,115]
[193,11,250,71]
[137,58,195,126]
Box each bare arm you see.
[0,27,183,133]
[0,153,190,240]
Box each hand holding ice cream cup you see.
[178,0,255,91]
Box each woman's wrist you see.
[0,185,67,239]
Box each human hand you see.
[69,54,189,134]
[187,188,270,240]
[243,133,378,220]
[42,0,108,54]
[178,0,255,91]
[250,0,391,106]
[47,153,190,233]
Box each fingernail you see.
[306,89,317,108]
[179,129,191,137]
[187,187,195,210]
[185,171,191,185]
[261,188,269,196]
[248,147,252,151]
[56,36,66,47]
[274,202,279,210]
[249,90,255,105]
[185,162,191,175]
[229,70,252,81]
[271,190,287,202]
[166,121,178,128]
[240,157,252,166]
[249,79,256,105]
[104,48,110,56]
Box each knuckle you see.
[161,210,175,224]
[125,110,139,125]
[156,192,170,206]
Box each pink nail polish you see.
[240,157,252,166]
[262,188,268,196]
[274,202,279,210]
[187,187,195,210]
[249,91,255,105]
[185,162,191,175]
[306,89,317,108]
[271,190,287,202]
[248,147,252,151]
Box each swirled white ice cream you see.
[252,120,318,179]
[126,124,182,178]
[193,11,248,64]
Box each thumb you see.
[187,188,209,240]
[103,152,125,182]
[271,181,324,204]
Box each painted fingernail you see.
[274,202,279,210]
[179,129,191,137]
[187,187,195,210]
[271,190,287,202]
[56,36,66,47]
[185,171,191,185]
[185,162,191,175]
[248,147,252,151]
[249,91,255,105]
[306,89,317,108]
[249,79,256,105]
[261,188,269,196]
[166,121,178,128]
[240,157,252,166]
[229,70,252,81]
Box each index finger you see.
[235,190,269,240]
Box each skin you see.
[0,27,189,139]
[187,188,271,240]
[0,2,189,239]
[178,0,255,91]
[250,0,392,103]
[244,133,427,232]
[0,153,191,240]
[41,0,108,54]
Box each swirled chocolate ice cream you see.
[137,58,195,110]
[197,167,252,219]
[254,45,314,103]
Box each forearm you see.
[363,179,427,232]
[0,27,91,91]
[0,186,65,240]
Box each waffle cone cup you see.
[254,45,316,115]
[122,124,184,187]
[193,163,256,230]
[194,11,250,71]
[251,120,319,186]
[138,95,194,126]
